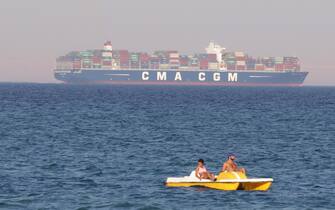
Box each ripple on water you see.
[0,84,334,209]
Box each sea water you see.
[0,84,334,209]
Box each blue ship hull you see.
[54,69,308,86]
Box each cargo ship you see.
[54,41,308,86]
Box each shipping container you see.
[236,65,246,70]
[92,64,101,68]
[275,64,284,71]
[275,57,284,63]
[131,64,140,69]
[227,65,235,70]
[226,60,236,65]
[169,52,179,58]
[73,60,81,69]
[236,56,246,61]
[82,63,92,68]
[235,51,245,57]
[199,59,208,65]
[150,64,159,69]
[140,61,149,69]
[159,63,169,69]
[102,60,112,66]
[140,53,150,62]
[80,51,93,57]
[236,61,246,66]
[92,56,101,64]
[207,54,217,62]
[179,57,189,66]
[246,63,256,70]
[119,50,129,62]
[255,64,265,71]
[208,62,219,70]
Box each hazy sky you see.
[0,0,334,85]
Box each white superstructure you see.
[205,41,226,69]
[102,41,113,58]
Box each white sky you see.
[0,0,334,85]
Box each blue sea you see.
[0,84,334,210]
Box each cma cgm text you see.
[142,72,238,82]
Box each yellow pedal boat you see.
[165,171,273,191]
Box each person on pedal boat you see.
[221,154,246,174]
[195,159,215,181]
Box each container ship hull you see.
[54,69,308,86]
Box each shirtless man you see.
[221,154,246,174]
[195,159,215,181]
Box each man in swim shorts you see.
[221,154,246,174]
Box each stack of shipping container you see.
[119,50,129,69]
[179,55,189,69]
[246,57,256,70]
[140,53,150,69]
[197,54,209,70]
[149,56,160,69]
[224,52,236,70]
[130,52,140,69]
[189,56,199,68]
[154,51,169,69]
[223,53,300,72]
[207,54,218,70]
[196,54,218,70]
[80,51,93,69]
[92,50,102,69]
[169,51,180,69]
[262,57,275,71]
[274,57,284,71]
[283,57,300,71]
[235,52,246,70]
[56,46,300,72]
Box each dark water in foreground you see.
[0,84,334,210]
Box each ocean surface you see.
[0,83,334,210]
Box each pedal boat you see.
[165,171,273,191]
